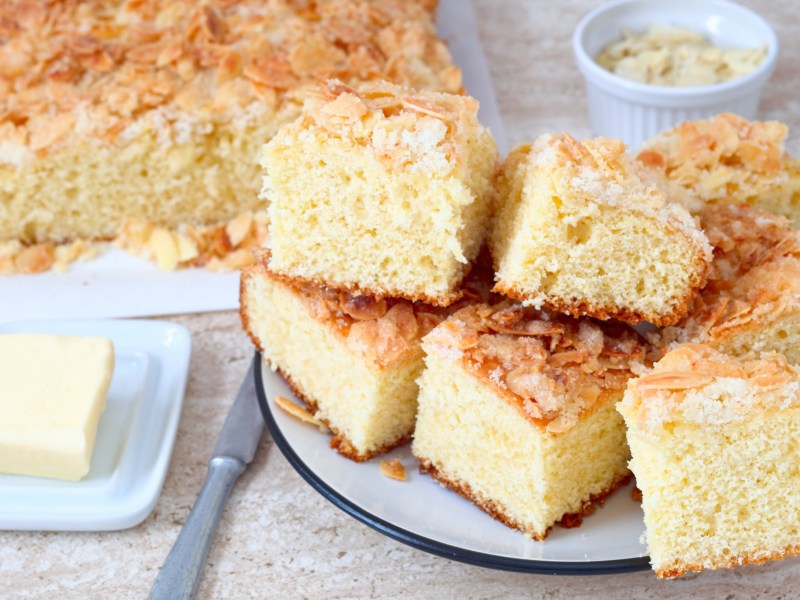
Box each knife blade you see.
[148,355,266,600]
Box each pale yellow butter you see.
[0,333,115,481]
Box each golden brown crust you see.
[239,263,263,352]
[268,259,470,308]
[416,457,632,540]
[656,545,800,579]
[493,250,709,327]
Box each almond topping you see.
[148,228,180,271]
[488,319,565,337]
[549,350,587,367]
[274,395,327,431]
[225,212,253,248]
[339,293,388,320]
[14,243,55,273]
[751,374,791,388]
[379,458,407,481]
[384,303,418,341]
[0,0,463,158]
[637,371,714,390]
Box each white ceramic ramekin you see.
[572,0,779,149]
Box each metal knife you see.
[148,355,265,600]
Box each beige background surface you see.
[3,1,799,598]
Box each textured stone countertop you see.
[3,1,799,598]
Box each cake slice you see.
[660,204,800,363]
[638,113,800,223]
[618,344,800,578]
[240,252,448,461]
[489,134,712,326]
[0,0,461,272]
[412,301,650,539]
[262,79,498,306]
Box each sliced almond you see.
[148,228,179,271]
[225,212,253,248]
[549,350,586,367]
[14,243,55,274]
[637,371,714,390]
[751,374,791,388]
[379,458,407,482]
[274,395,327,431]
[339,293,387,321]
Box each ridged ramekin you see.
[572,0,779,149]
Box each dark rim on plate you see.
[254,351,650,576]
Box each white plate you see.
[0,319,191,531]
[255,356,650,574]
[0,0,506,324]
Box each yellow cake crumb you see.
[379,458,407,481]
[241,256,446,461]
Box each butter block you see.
[0,333,115,481]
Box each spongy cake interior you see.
[626,414,800,577]
[491,139,709,325]
[241,264,423,460]
[412,349,630,539]
[0,121,279,244]
[264,84,497,304]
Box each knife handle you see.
[148,456,246,600]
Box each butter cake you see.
[412,301,649,539]
[240,252,446,461]
[0,0,461,272]
[261,79,498,306]
[489,134,712,326]
[638,113,800,223]
[618,344,800,578]
[660,203,800,363]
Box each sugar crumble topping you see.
[530,133,713,262]
[424,301,650,433]
[623,344,800,430]
[0,0,460,164]
[660,204,800,347]
[638,113,792,212]
[260,78,483,185]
